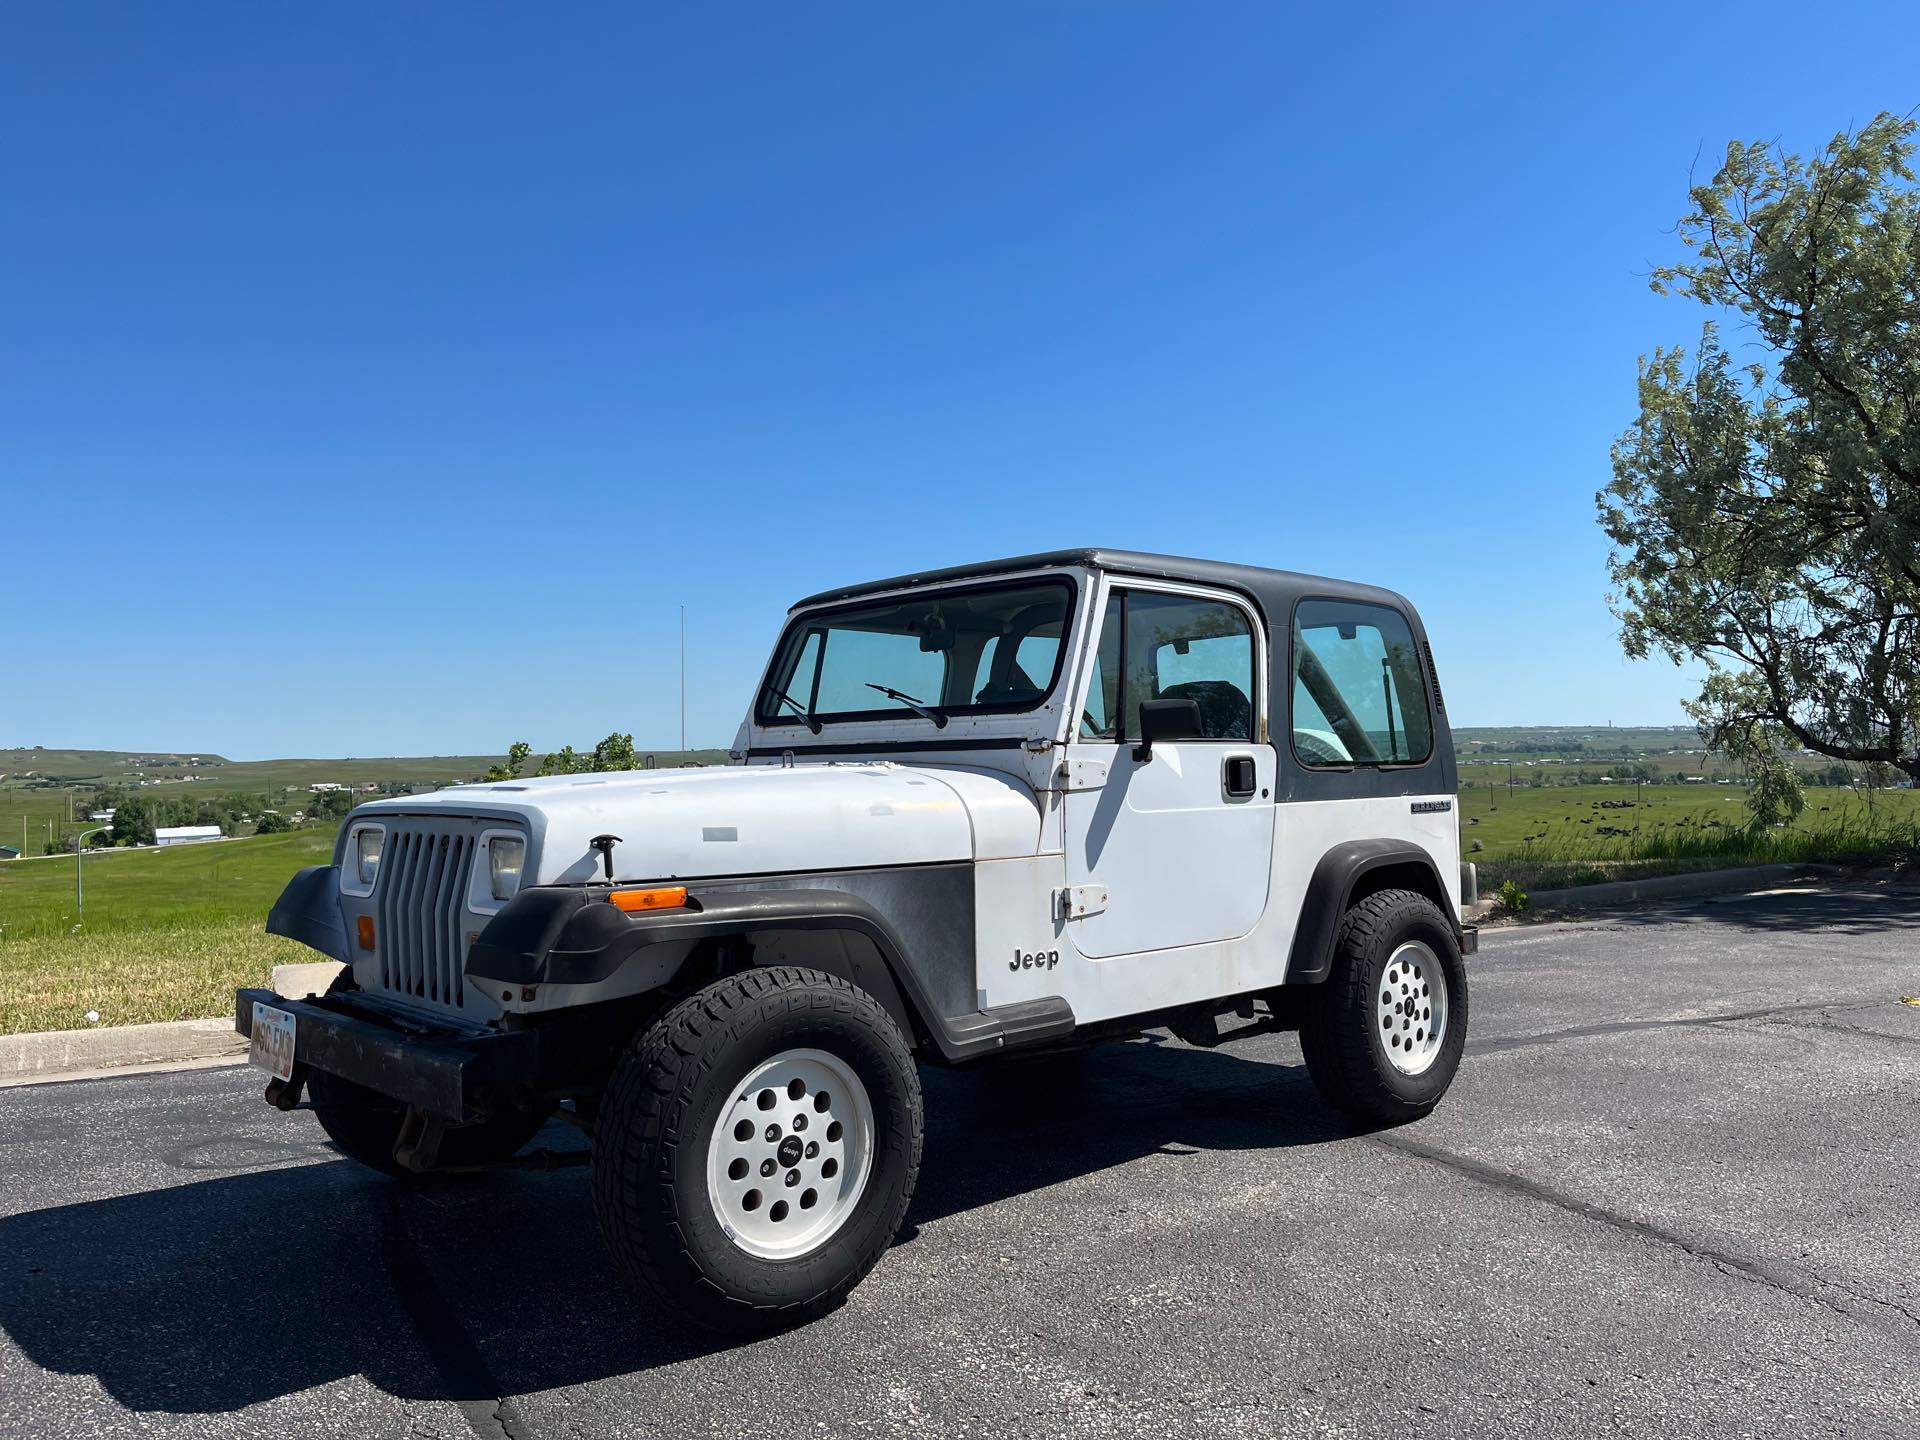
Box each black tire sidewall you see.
[1351,897,1468,1108]
[633,972,920,1317]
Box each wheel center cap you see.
[777,1135,804,1168]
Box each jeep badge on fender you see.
[243,548,1474,1335]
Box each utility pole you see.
[679,604,687,754]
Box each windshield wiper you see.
[767,685,822,734]
[865,682,948,729]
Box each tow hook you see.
[264,1067,307,1112]
[392,1106,447,1173]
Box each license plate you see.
[249,1002,297,1081]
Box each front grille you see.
[374,826,475,1011]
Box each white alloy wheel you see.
[705,1047,875,1260]
[1377,940,1448,1076]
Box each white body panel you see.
[980,792,1458,1025]
[1062,738,1278,955]
[355,761,1046,886]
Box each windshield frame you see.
[754,576,1080,730]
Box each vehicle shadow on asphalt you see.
[0,1038,1340,1414]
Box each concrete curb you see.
[1,1017,245,1087]
[0,961,346,1087]
[1490,862,1842,917]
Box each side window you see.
[1291,600,1433,766]
[1079,589,1256,741]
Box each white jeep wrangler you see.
[244,548,1474,1332]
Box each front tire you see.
[592,966,923,1334]
[1300,888,1468,1125]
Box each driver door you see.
[1062,584,1277,959]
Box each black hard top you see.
[793,548,1417,622]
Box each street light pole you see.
[74,825,112,921]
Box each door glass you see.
[1291,599,1432,765]
[1079,589,1256,740]
[1121,592,1254,740]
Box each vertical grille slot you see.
[368,822,486,1016]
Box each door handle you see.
[1223,754,1258,799]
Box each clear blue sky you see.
[4,4,1915,759]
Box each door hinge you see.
[1023,737,1055,753]
[1054,884,1108,921]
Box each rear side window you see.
[1291,600,1432,766]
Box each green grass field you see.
[1460,782,1920,890]
[0,826,338,1033]
[0,782,87,857]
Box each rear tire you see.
[591,966,923,1334]
[1300,888,1468,1125]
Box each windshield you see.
[757,579,1076,727]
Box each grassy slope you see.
[0,826,338,1033]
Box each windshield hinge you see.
[1022,737,1055,753]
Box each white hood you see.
[351,762,1043,886]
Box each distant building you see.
[89,809,115,822]
[310,782,350,793]
[155,825,222,847]
[0,845,20,861]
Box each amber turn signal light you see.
[356,915,376,951]
[607,886,689,913]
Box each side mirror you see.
[1133,698,1203,761]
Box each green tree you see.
[308,790,354,820]
[254,810,293,834]
[485,741,532,783]
[1746,755,1807,830]
[536,745,582,776]
[590,732,637,772]
[110,796,155,847]
[1600,115,1920,787]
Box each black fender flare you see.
[1284,840,1455,985]
[267,864,351,964]
[467,887,940,1056]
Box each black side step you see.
[939,997,1076,1061]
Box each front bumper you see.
[235,988,545,1122]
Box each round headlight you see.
[488,836,526,901]
[355,828,384,887]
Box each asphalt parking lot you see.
[2,884,1917,1439]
